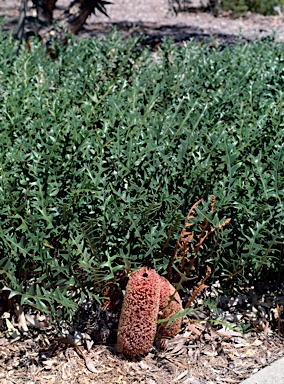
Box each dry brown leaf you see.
[54,337,115,374]
[85,357,112,374]
[86,338,94,351]
[252,339,263,346]
[234,337,248,345]
[41,376,56,383]
[0,338,7,346]
[258,357,267,366]
[174,370,188,382]
[264,321,271,336]
[61,362,71,380]
[244,349,256,357]
[14,304,28,333]
[187,323,202,336]
[169,341,187,355]
[5,319,20,339]
[203,350,217,357]
[216,328,242,338]
[54,337,85,359]
[42,360,58,370]
[25,314,42,329]
[235,343,250,349]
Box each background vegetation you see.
[0,29,283,325]
[171,0,284,16]
[219,0,284,15]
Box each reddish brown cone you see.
[117,267,160,356]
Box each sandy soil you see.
[85,0,284,41]
[1,0,284,43]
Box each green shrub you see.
[220,0,248,15]
[248,0,284,15]
[213,0,284,15]
[170,0,284,16]
[0,30,283,325]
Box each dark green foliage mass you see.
[0,30,283,324]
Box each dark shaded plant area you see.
[0,29,283,326]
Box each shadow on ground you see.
[79,20,250,47]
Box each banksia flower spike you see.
[158,276,183,338]
[117,267,161,356]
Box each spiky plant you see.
[15,0,111,43]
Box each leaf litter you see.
[0,279,284,384]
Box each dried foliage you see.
[185,265,211,308]
[167,196,231,281]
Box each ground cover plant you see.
[0,29,283,330]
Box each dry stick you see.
[14,0,27,40]
[167,199,203,279]
[208,195,216,212]
[200,265,212,284]
[219,218,231,228]
[166,197,232,320]
[54,337,85,359]
[193,195,224,256]
[225,266,244,286]
[165,197,231,324]
[168,196,217,279]
[168,196,230,305]
[185,284,209,309]
[194,224,214,255]
[180,234,195,272]
[185,266,211,309]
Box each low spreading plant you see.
[0,29,283,326]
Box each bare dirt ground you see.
[0,2,284,384]
[1,0,284,43]
[83,0,284,43]
[0,279,284,384]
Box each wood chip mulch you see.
[1,279,284,384]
